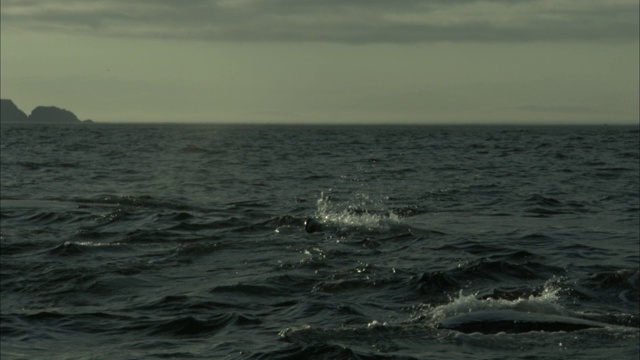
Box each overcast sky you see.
[1,0,638,124]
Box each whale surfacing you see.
[304,217,323,233]
[437,310,609,334]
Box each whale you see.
[436,310,611,334]
[304,217,324,233]
[303,216,446,236]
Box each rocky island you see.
[1,99,93,124]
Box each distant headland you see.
[1,99,93,124]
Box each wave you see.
[141,313,260,338]
[520,194,589,217]
[573,269,640,310]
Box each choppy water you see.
[1,124,638,359]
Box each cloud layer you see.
[2,0,638,44]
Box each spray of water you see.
[414,279,566,326]
[314,191,400,232]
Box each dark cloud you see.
[2,0,638,43]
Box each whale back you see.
[437,310,609,334]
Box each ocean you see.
[1,123,638,359]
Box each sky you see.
[1,0,638,124]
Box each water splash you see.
[415,281,565,326]
[314,191,400,232]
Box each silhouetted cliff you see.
[29,106,80,123]
[1,99,29,123]
[1,99,89,124]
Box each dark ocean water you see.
[1,124,638,359]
